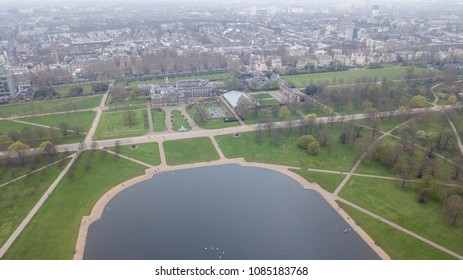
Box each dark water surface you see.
[83,164,379,260]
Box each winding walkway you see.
[448,118,463,157]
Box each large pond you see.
[83,164,379,260]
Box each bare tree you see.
[59,122,71,137]
[114,140,121,154]
[443,195,463,226]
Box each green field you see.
[151,109,166,132]
[187,105,240,129]
[163,137,220,165]
[284,67,434,88]
[338,202,455,260]
[54,84,93,97]
[0,158,70,248]
[2,150,146,259]
[124,72,231,89]
[171,110,190,131]
[250,93,274,100]
[339,177,463,256]
[0,155,68,186]
[0,120,43,135]
[94,109,147,140]
[290,169,345,193]
[18,111,97,132]
[216,127,360,171]
[0,120,85,148]
[257,99,281,106]
[108,143,161,166]
[107,99,147,112]
[0,95,102,117]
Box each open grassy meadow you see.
[18,111,97,132]
[290,169,346,193]
[0,158,70,248]
[2,150,146,259]
[215,127,360,171]
[94,109,147,140]
[338,202,455,260]
[338,177,463,256]
[163,137,220,165]
[0,95,102,117]
[284,67,435,88]
[108,143,161,166]
[0,119,85,147]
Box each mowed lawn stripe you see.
[163,137,220,165]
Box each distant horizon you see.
[1,0,462,7]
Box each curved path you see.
[2,96,462,260]
[448,118,463,157]
[73,157,391,260]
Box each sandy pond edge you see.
[73,158,390,260]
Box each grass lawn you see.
[94,109,147,140]
[124,71,231,89]
[250,93,274,100]
[355,158,397,178]
[337,202,455,260]
[0,158,70,248]
[171,110,190,131]
[0,96,102,117]
[107,99,147,112]
[296,101,333,117]
[454,113,463,146]
[0,120,85,148]
[290,169,345,193]
[18,111,96,132]
[54,85,93,97]
[0,120,43,135]
[0,155,68,186]
[338,177,463,256]
[187,105,240,130]
[356,115,410,133]
[163,137,220,165]
[2,150,146,259]
[151,109,166,132]
[284,67,435,88]
[108,143,161,166]
[216,127,360,171]
[257,99,281,106]
[436,99,451,106]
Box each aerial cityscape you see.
[0,0,462,261]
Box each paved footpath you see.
[0,152,79,259]
[84,91,109,143]
[146,102,154,134]
[448,118,463,157]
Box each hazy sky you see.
[1,0,461,9]
[1,0,461,4]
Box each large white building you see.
[0,64,15,103]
